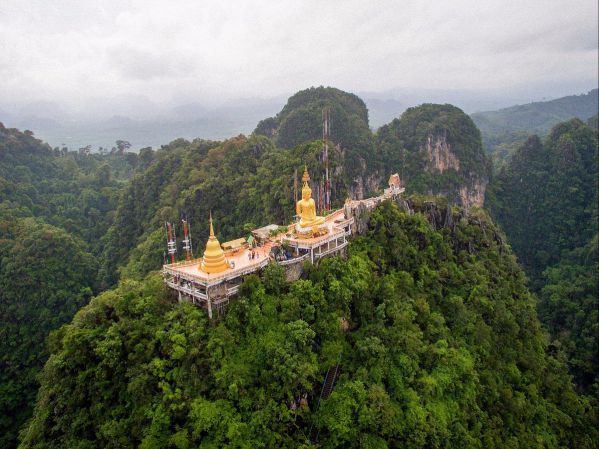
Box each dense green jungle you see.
[0,87,597,448]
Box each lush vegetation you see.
[254,86,375,181]
[99,135,351,286]
[1,87,597,448]
[255,88,492,205]
[487,118,598,396]
[487,119,598,285]
[0,124,138,447]
[472,89,598,167]
[0,124,137,254]
[375,104,491,202]
[101,100,491,288]
[20,200,597,448]
[0,213,97,448]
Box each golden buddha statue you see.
[200,214,229,274]
[296,166,325,229]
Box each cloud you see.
[107,45,191,80]
[0,0,596,116]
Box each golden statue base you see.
[294,223,328,239]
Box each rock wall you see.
[344,201,373,234]
[424,133,460,172]
[284,260,304,282]
[351,172,383,200]
[459,179,487,208]
[423,132,487,208]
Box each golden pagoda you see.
[200,214,229,274]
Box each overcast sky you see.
[1,0,597,117]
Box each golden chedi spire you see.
[200,213,229,274]
[302,165,310,184]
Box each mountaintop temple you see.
[163,168,404,318]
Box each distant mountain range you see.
[0,88,596,152]
[471,89,598,151]
[0,98,287,151]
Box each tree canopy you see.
[487,118,599,396]
[20,200,598,448]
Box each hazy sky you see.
[1,0,597,116]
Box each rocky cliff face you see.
[375,104,491,209]
[350,156,383,200]
[423,132,487,208]
[350,173,383,200]
[424,132,460,172]
[458,179,487,208]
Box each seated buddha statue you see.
[296,167,325,229]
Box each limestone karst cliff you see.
[376,103,491,207]
[423,131,488,207]
[255,89,490,206]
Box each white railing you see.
[165,280,208,301]
[314,240,349,259]
[284,228,346,247]
[164,256,271,286]
[277,252,310,266]
[163,211,356,288]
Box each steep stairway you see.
[309,353,342,443]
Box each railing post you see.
[207,292,213,319]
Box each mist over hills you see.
[1,85,597,152]
[0,98,287,151]
[1,84,597,449]
[472,88,598,149]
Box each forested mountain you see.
[98,135,352,287]
[472,89,598,139]
[100,92,491,287]
[255,87,375,188]
[0,124,138,254]
[254,88,491,207]
[487,118,598,395]
[0,214,97,448]
[375,104,491,207]
[20,200,598,448]
[471,89,598,166]
[0,124,137,447]
[0,87,597,448]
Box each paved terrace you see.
[163,240,275,287]
[163,208,352,284]
[277,208,352,246]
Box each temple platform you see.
[163,209,353,317]
[278,209,353,263]
[162,169,403,318]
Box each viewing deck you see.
[163,175,403,318]
[164,241,274,287]
[163,208,354,317]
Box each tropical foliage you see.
[375,104,491,200]
[0,124,136,447]
[471,88,598,166]
[487,118,598,396]
[20,201,597,448]
[0,87,597,448]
